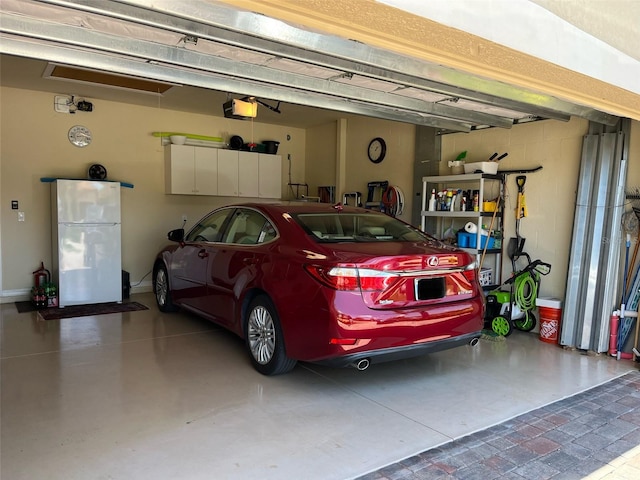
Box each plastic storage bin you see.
[479,267,493,286]
[457,231,495,249]
[463,162,499,175]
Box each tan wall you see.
[441,117,640,300]
[343,117,416,223]
[304,117,416,221]
[2,84,640,303]
[0,86,305,295]
[304,121,338,200]
[626,122,640,186]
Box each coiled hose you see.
[514,272,538,311]
[381,185,404,217]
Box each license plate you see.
[415,277,445,300]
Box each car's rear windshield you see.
[294,212,429,243]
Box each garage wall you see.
[3,83,638,304]
[0,86,306,297]
[441,118,640,300]
[343,116,416,223]
[304,117,416,223]
[304,121,338,199]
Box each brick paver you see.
[358,371,640,480]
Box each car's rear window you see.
[294,213,428,243]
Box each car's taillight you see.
[463,261,478,283]
[304,265,398,291]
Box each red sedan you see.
[153,203,484,375]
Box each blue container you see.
[457,232,495,249]
[457,232,470,248]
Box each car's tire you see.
[245,295,297,375]
[154,263,178,312]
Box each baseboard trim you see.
[2,281,154,304]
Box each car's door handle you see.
[243,257,258,265]
[198,249,209,258]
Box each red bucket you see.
[539,306,562,344]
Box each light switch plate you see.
[18,211,25,222]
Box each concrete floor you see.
[1,292,635,480]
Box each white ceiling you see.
[0,0,631,131]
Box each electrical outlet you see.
[182,214,188,222]
[18,211,25,222]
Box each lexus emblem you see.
[427,256,439,267]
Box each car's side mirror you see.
[168,228,185,242]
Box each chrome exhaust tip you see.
[352,358,371,371]
[469,337,480,347]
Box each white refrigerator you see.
[51,179,122,307]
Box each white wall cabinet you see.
[257,153,282,199]
[165,145,218,195]
[216,150,281,198]
[166,146,281,198]
[217,149,241,196]
[238,152,260,197]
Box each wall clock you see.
[368,137,386,163]
[68,125,92,147]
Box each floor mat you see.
[14,301,38,313]
[32,301,148,320]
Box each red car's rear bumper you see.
[312,331,481,368]
[278,288,484,365]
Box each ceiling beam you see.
[0,34,473,132]
[0,11,494,129]
[5,0,620,127]
[50,0,611,124]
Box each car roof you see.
[229,202,374,215]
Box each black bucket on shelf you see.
[262,140,279,154]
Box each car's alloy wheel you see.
[248,305,276,365]
[246,295,296,375]
[154,263,177,312]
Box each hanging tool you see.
[508,176,528,264]
[516,175,527,221]
[381,185,404,217]
[489,152,509,162]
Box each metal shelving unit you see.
[421,173,504,290]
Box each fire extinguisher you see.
[33,262,50,288]
[32,262,51,308]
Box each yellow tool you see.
[516,176,527,219]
